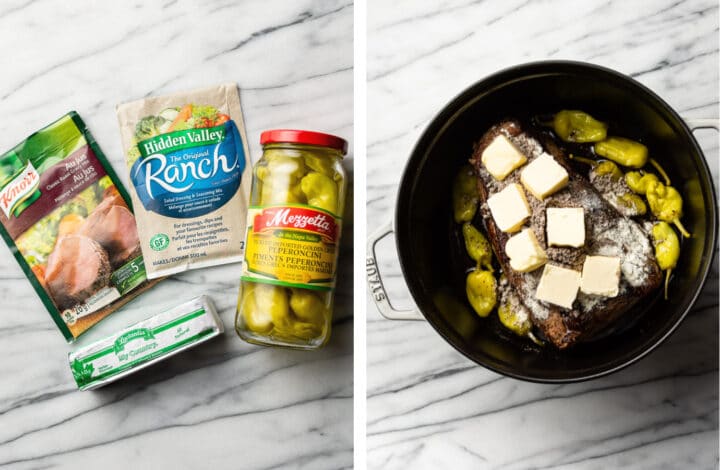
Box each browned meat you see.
[45,235,111,310]
[79,193,140,268]
[470,119,662,349]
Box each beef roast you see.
[45,235,112,311]
[470,119,662,349]
[79,192,140,268]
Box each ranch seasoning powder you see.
[116,84,252,278]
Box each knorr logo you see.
[0,162,40,218]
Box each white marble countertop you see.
[0,1,353,469]
[367,1,718,469]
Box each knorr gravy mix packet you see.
[0,112,159,341]
[116,83,251,279]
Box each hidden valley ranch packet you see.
[116,83,252,279]
[0,112,159,341]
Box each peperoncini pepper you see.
[273,318,322,341]
[253,283,291,328]
[265,151,307,178]
[594,137,648,169]
[645,181,691,238]
[616,193,647,216]
[241,283,273,334]
[289,288,326,326]
[303,153,336,179]
[593,160,624,181]
[553,110,608,143]
[651,221,680,299]
[625,171,659,195]
[497,301,531,336]
[569,155,623,182]
[301,172,338,213]
[452,165,479,223]
[462,223,493,271]
[465,269,497,318]
[257,158,306,205]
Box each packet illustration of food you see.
[0,112,160,342]
[116,83,252,279]
[68,295,224,391]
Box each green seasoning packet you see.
[68,296,224,391]
[0,112,161,342]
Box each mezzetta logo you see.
[254,207,338,241]
[0,162,40,218]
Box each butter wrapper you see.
[68,295,223,391]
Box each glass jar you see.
[235,129,347,349]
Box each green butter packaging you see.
[69,295,224,391]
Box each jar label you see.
[241,204,341,291]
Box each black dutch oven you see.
[367,61,718,383]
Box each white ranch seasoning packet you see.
[68,295,224,391]
[116,83,252,278]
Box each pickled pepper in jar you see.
[235,129,347,349]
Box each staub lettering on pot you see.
[366,257,387,302]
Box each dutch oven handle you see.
[684,118,719,130]
[685,119,720,169]
[366,219,425,321]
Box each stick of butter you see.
[68,296,224,391]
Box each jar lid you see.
[260,129,348,155]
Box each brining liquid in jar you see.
[235,129,347,349]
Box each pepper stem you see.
[568,154,597,166]
[664,269,672,300]
[673,218,691,238]
[528,331,545,346]
[537,117,554,128]
[648,158,671,185]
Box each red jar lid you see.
[260,129,348,155]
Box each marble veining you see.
[0,1,353,469]
[367,0,718,468]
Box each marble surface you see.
[0,1,352,469]
[367,1,718,469]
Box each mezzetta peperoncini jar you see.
[236,129,347,349]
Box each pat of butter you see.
[487,183,531,233]
[505,228,547,272]
[68,296,224,391]
[546,207,585,248]
[581,255,621,297]
[481,135,528,181]
[520,154,569,200]
[535,264,581,309]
